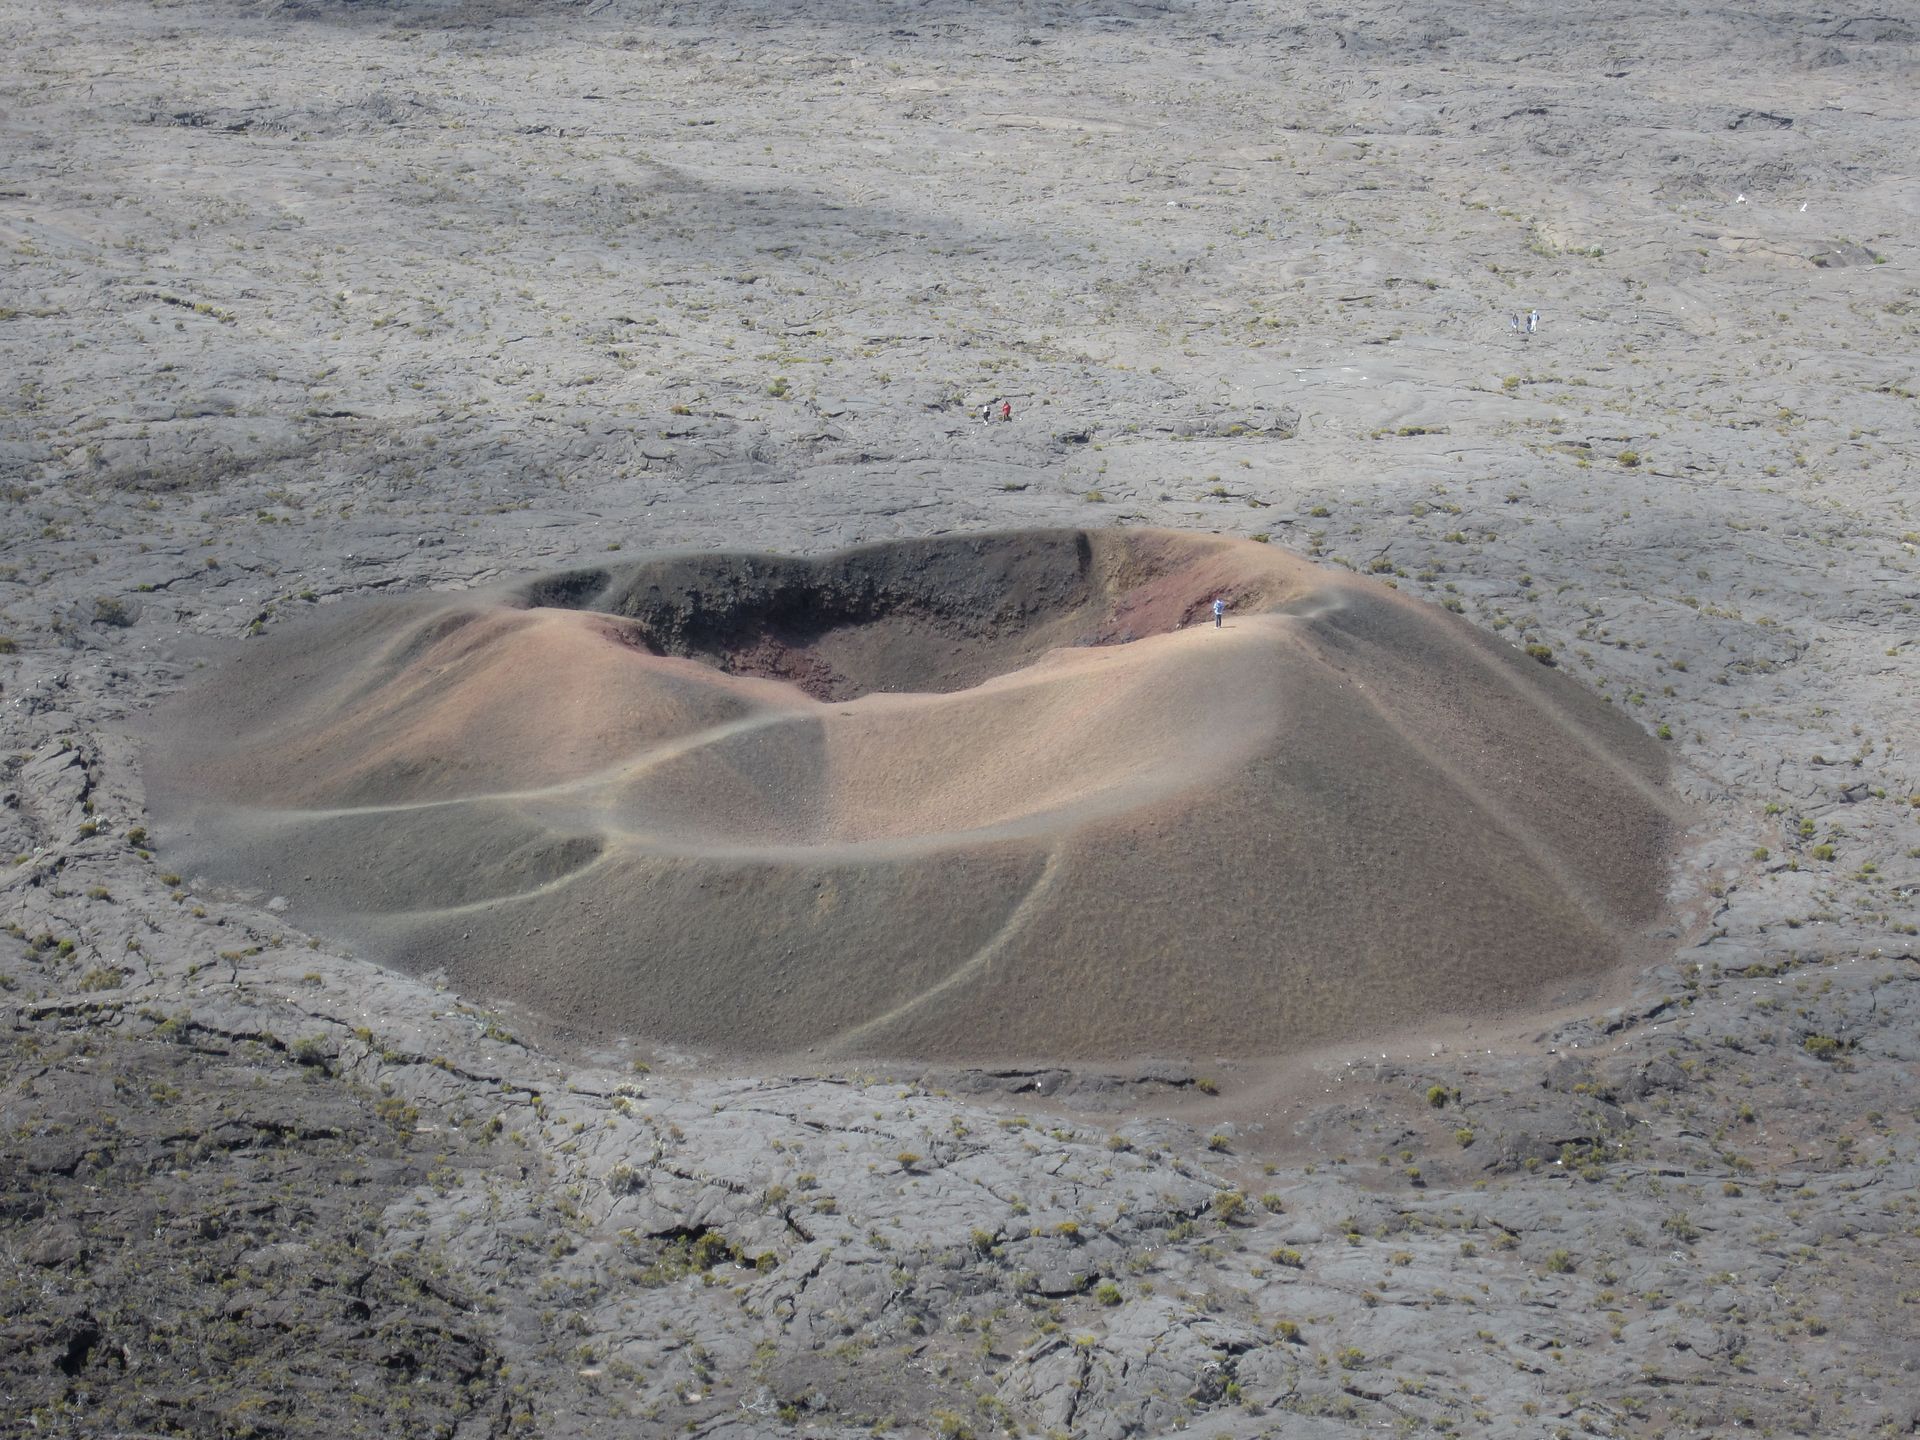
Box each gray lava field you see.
[2,0,1918,1436]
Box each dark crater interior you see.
[518,530,1110,702]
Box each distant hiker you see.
[1509,311,1522,334]
[1001,399,1013,423]
[1526,309,1540,334]
[980,401,994,424]
[1212,596,1226,628]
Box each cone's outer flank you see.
[144,529,1683,1061]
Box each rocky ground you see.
[3,0,1917,1435]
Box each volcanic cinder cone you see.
[145,529,1683,1061]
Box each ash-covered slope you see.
[146,530,1682,1060]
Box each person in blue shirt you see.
[1213,597,1226,628]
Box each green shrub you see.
[608,1163,642,1194]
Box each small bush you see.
[1525,643,1554,665]
[290,1035,330,1066]
[1094,1281,1122,1306]
[608,1163,643,1194]
[1270,1247,1303,1268]
[1426,1085,1449,1108]
[375,1095,419,1131]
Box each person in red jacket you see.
[1000,399,1012,423]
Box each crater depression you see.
[145,529,1682,1061]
